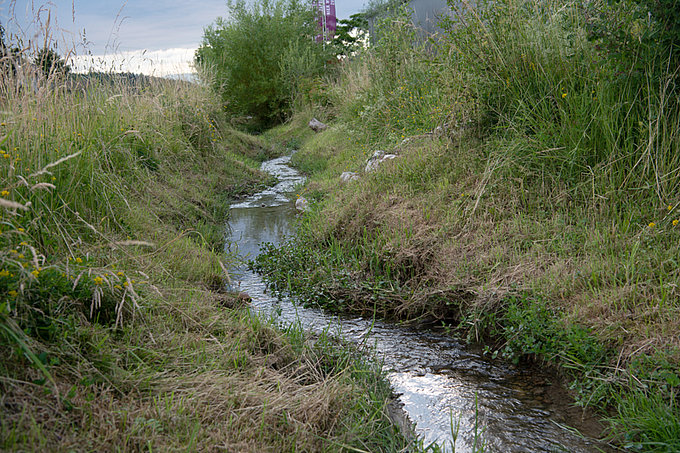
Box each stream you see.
[225,154,609,452]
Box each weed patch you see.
[0,70,410,451]
[258,0,680,448]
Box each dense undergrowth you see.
[254,0,680,450]
[0,71,411,451]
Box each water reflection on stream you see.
[225,155,607,452]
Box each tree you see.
[332,13,369,57]
[35,47,70,79]
[195,0,330,127]
[0,23,19,77]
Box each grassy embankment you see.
[0,73,411,451]
[256,0,680,449]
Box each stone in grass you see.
[215,292,251,309]
[295,196,309,212]
[340,171,359,183]
[365,150,398,173]
[308,117,328,132]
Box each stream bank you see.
[227,153,613,452]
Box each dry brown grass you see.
[290,126,680,364]
[0,291,386,452]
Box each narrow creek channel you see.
[225,154,609,452]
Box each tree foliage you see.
[195,0,330,127]
[35,47,70,79]
[0,23,21,77]
[332,13,369,57]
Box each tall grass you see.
[0,54,417,449]
[443,0,680,202]
[260,0,680,449]
[0,70,241,360]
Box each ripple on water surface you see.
[226,155,609,452]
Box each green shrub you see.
[195,0,330,128]
[584,0,680,77]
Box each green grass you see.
[256,0,680,449]
[0,71,413,451]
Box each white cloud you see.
[70,47,197,77]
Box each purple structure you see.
[313,0,336,41]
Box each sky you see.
[1,0,368,76]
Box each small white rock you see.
[295,196,309,212]
[308,117,327,132]
[365,152,398,173]
[340,171,359,183]
[365,150,386,172]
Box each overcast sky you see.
[1,0,368,76]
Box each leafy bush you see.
[331,13,369,57]
[195,0,330,128]
[584,0,680,76]
[35,47,70,79]
[487,293,609,366]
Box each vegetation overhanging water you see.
[227,154,612,452]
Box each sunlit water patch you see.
[225,154,609,452]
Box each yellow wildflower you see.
[17,254,24,259]
[649,222,656,228]
[19,242,28,246]
[1,190,9,196]
[30,269,39,277]
[561,92,567,99]
[114,284,122,290]
[117,271,124,276]
[0,269,9,277]
[75,257,83,263]
[668,205,674,211]
[17,228,24,232]
[93,276,103,285]
[673,219,679,227]
[123,281,129,287]
[8,290,17,297]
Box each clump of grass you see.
[258,0,680,449]
[0,46,410,450]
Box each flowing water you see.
[226,155,609,452]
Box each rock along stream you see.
[225,154,609,452]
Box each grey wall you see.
[366,0,454,42]
[408,0,452,35]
